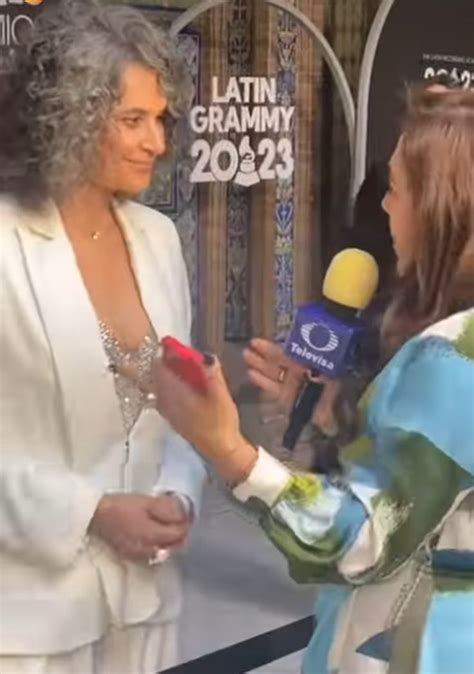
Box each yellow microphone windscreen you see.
[322,248,379,310]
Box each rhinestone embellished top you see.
[99,321,159,436]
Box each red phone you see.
[160,336,209,393]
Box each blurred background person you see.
[148,88,474,674]
[0,1,206,673]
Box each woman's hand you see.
[309,375,344,436]
[244,338,307,412]
[151,358,258,485]
[89,493,190,562]
[244,338,343,436]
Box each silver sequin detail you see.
[99,321,159,436]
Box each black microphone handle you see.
[282,379,325,451]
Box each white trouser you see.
[0,619,178,674]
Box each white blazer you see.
[0,196,207,654]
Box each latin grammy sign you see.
[188,76,295,186]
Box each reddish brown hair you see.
[382,88,474,355]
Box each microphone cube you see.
[284,303,361,377]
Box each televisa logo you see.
[300,322,340,353]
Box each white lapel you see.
[114,201,178,342]
[16,201,124,471]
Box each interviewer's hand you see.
[244,338,306,412]
[244,338,343,435]
[89,493,190,562]
[151,358,258,485]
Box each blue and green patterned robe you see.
[234,310,474,674]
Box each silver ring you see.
[147,547,170,566]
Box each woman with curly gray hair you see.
[0,2,206,672]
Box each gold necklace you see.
[90,216,116,241]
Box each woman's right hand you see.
[89,493,189,562]
[244,338,307,412]
[244,338,344,436]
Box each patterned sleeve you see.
[233,311,474,585]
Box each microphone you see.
[282,248,379,450]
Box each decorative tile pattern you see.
[225,0,252,340]
[274,7,297,341]
[172,31,201,337]
[226,185,251,339]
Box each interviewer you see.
[148,88,474,674]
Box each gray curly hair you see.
[0,0,191,206]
